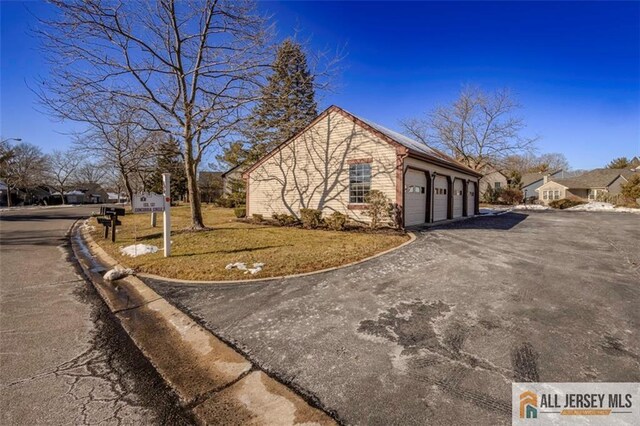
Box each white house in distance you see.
[243,106,482,227]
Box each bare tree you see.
[401,86,538,171]
[38,0,272,229]
[45,149,84,204]
[0,142,48,207]
[72,104,156,204]
[75,160,108,187]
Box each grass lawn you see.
[89,205,409,281]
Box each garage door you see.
[433,175,448,222]
[467,181,476,216]
[453,179,463,218]
[405,170,427,226]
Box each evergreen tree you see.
[606,157,631,169]
[148,137,188,201]
[235,39,318,164]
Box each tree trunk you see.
[183,145,205,229]
[120,168,134,207]
[6,186,12,207]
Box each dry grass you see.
[89,206,409,281]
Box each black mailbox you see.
[97,206,125,242]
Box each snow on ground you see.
[479,206,511,215]
[226,262,265,275]
[103,267,135,281]
[120,244,159,257]
[566,202,640,213]
[513,204,550,211]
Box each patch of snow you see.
[566,202,640,213]
[225,262,265,275]
[103,267,135,281]
[513,204,550,211]
[120,244,159,257]
[480,207,511,215]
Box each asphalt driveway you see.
[145,211,640,425]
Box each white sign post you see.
[162,173,171,257]
[131,180,171,257]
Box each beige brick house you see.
[243,106,482,227]
[536,168,637,204]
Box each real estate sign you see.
[132,192,166,213]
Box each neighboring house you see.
[107,192,128,203]
[63,183,109,204]
[479,166,509,197]
[520,170,567,201]
[221,163,249,195]
[243,105,482,227]
[536,168,637,204]
[198,171,223,203]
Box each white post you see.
[162,173,171,257]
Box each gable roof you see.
[520,170,564,188]
[244,105,481,178]
[548,168,636,189]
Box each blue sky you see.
[1,1,639,169]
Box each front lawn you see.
[89,206,409,281]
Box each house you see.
[243,105,482,227]
[221,163,249,195]
[536,168,637,204]
[198,171,223,203]
[479,166,509,197]
[63,183,109,204]
[520,170,567,201]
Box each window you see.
[349,163,371,203]
[554,190,560,200]
[406,185,426,194]
[494,182,501,190]
[543,191,548,200]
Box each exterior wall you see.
[536,182,568,204]
[479,170,508,197]
[247,110,398,222]
[522,170,565,200]
[567,188,589,200]
[607,176,628,195]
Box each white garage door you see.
[453,179,463,218]
[467,181,476,216]
[405,169,427,226]
[433,175,448,222]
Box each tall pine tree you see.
[148,137,188,202]
[222,39,318,166]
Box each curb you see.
[137,232,416,285]
[71,220,337,425]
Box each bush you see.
[500,187,523,205]
[483,186,502,204]
[325,211,347,231]
[233,206,246,218]
[596,191,618,204]
[621,174,640,200]
[548,199,585,209]
[300,208,323,229]
[252,213,263,222]
[272,213,298,226]
[363,190,393,228]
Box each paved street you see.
[0,206,192,425]
[147,211,640,425]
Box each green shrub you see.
[300,208,323,229]
[548,199,585,209]
[234,206,246,218]
[272,213,298,226]
[483,186,501,204]
[363,190,393,228]
[252,213,263,222]
[500,187,523,205]
[325,211,347,231]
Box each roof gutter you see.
[407,150,483,178]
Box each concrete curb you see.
[71,220,337,425]
[137,232,417,285]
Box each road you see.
[0,206,193,425]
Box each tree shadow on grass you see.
[173,244,292,257]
